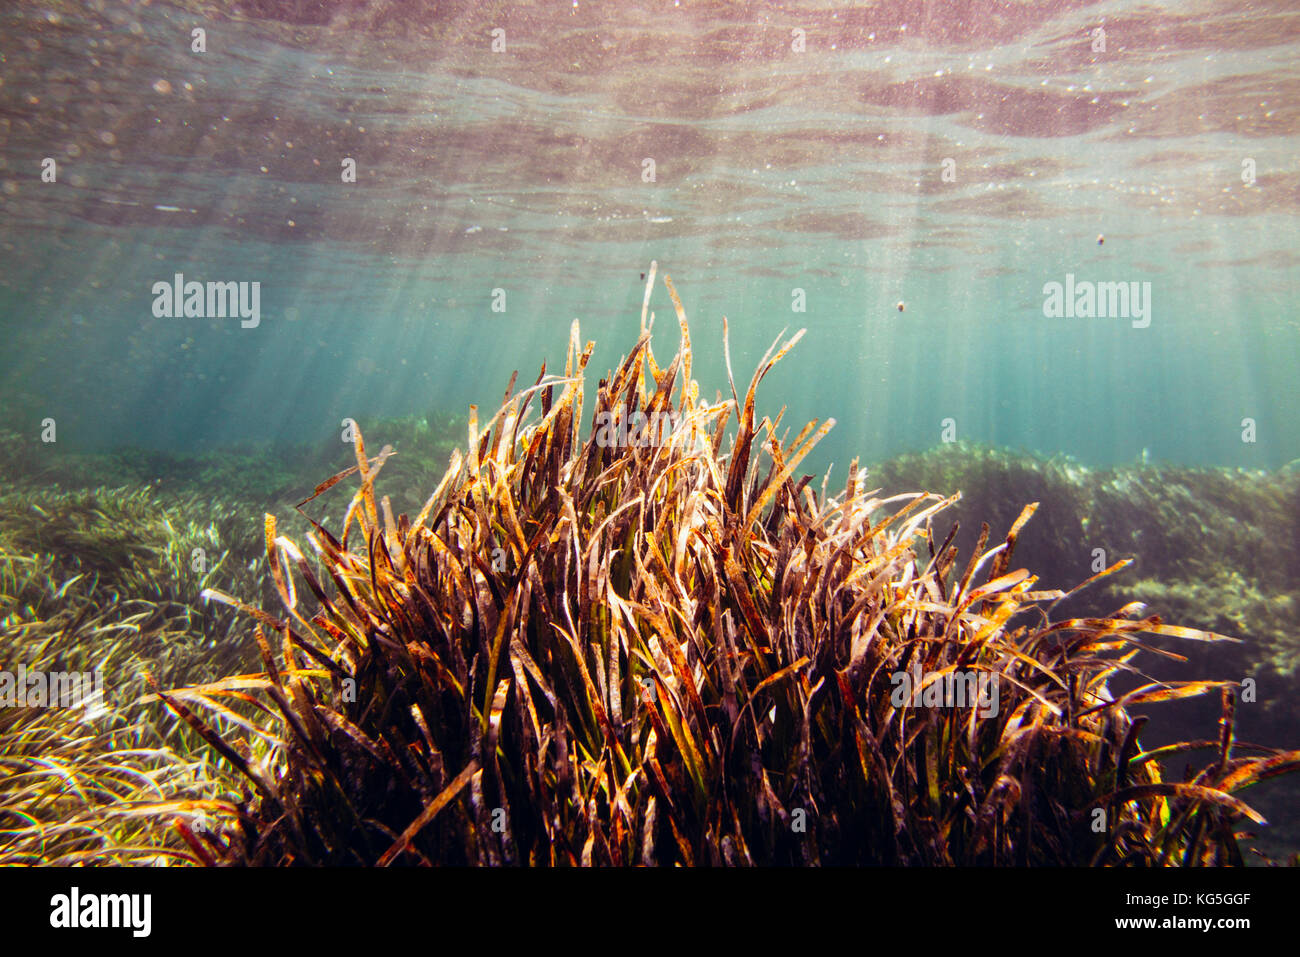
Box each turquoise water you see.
[2,0,1298,471]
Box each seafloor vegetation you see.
[2,269,1297,865]
[871,447,1300,739]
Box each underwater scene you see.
[1,0,1298,868]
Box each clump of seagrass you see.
[166,265,1300,866]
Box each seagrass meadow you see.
[5,268,1293,867]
